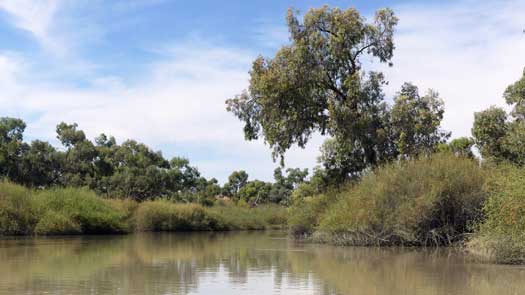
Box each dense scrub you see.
[468,165,525,264]
[125,201,287,231]
[0,181,287,236]
[0,181,130,235]
[289,154,487,246]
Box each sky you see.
[0,0,524,183]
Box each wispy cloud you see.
[379,0,525,137]
[0,0,64,54]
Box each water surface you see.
[0,231,524,294]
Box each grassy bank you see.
[289,153,488,246]
[0,180,287,236]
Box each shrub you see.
[468,165,525,263]
[0,180,39,235]
[287,192,337,237]
[34,211,81,235]
[291,153,487,246]
[34,187,130,234]
[208,204,287,230]
[135,201,218,231]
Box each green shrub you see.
[0,180,39,235]
[34,211,81,235]
[208,204,287,230]
[34,187,129,234]
[291,154,487,246]
[135,201,218,231]
[287,192,337,236]
[0,181,288,235]
[468,165,525,263]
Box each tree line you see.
[0,119,306,204]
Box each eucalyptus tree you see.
[391,82,450,158]
[472,68,525,165]
[226,6,399,171]
[0,117,26,180]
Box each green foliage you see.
[0,118,26,181]
[504,67,525,119]
[223,170,249,196]
[472,68,525,165]
[0,180,38,235]
[391,83,450,158]
[237,180,272,204]
[135,201,219,231]
[472,106,509,161]
[135,201,286,231]
[227,6,449,181]
[34,188,129,234]
[289,154,486,246]
[468,165,525,264]
[0,181,288,235]
[0,181,129,235]
[437,137,475,158]
[207,204,283,230]
[0,118,221,201]
[287,191,337,237]
[227,6,398,163]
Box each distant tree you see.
[391,83,450,158]
[504,67,525,120]
[472,67,525,165]
[56,122,87,148]
[18,140,60,187]
[437,137,475,158]
[0,117,26,180]
[237,180,272,205]
[270,167,308,204]
[224,170,249,196]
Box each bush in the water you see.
[289,153,487,246]
[468,165,525,264]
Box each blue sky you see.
[0,0,524,182]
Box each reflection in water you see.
[0,231,524,294]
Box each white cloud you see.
[378,0,525,138]
[0,43,323,182]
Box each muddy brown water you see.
[0,231,524,294]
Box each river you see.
[0,231,524,294]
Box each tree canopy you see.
[472,68,525,165]
[227,6,449,181]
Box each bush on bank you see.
[468,165,525,264]
[289,153,487,246]
[0,180,288,235]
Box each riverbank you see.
[288,153,525,264]
[0,181,287,236]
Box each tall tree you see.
[226,6,398,165]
